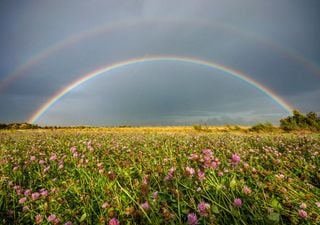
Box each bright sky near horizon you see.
[0,0,319,126]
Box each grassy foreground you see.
[0,128,319,224]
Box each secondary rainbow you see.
[28,56,293,123]
[2,18,320,93]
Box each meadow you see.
[0,128,319,224]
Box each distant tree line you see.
[0,123,94,130]
[0,123,41,129]
[1,110,320,132]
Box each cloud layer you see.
[0,0,319,125]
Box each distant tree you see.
[280,110,320,131]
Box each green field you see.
[0,129,319,224]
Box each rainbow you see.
[2,18,320,93]
[28,56,293,124]
[0,19,138,92]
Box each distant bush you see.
[280,110,320,131]
[233,125,241,131]
[229,125,245,131]
[249,122,276,132]
[193,124,211,132]
[0,123,7,129]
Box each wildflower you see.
[141,201,150,211]
[48,214,59,223]
[40,189,48,197]
[202,149,213,157]
[13,185,20,190]
[101,202,110,209]
[48,214,57,222]
[168,167,175,175]
[231,154,241,165]
[70,146,77,153]
[300,203,307,209]
[31,192,40,200]
[19,197,27,204]
[316,202,320,208]
[35,214,43,224]
[44,166,50,173]
[242,186,252,195]
[24,189,32,196]
[30,156,36,161]
[197,170,205,181]
[243,162,249,168]
[189,153,199,161]
[50,154,57,161]
[210,161,219,169]
[88,146,94,151]
[185,166,195,177]
[142,175,149,185]
[298,209,307,218]
[109,218,120,225]
[152,191,158,200]
[187,213,198,225]
[39,159,45,164]
[22,206,29,212]
[164,175,171,182]
[198,201,210,217]
[203,152,213,164]
[164,167,175,181]
[13,166,19,172]
[233,198,243,207]
[16,188,23,195]
[64,222,73,225]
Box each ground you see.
[0,128,319,224]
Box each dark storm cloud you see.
[0,0,319,125]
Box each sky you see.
[0,0,319,126]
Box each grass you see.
[0,128,319,224]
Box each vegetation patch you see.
[0,131,319,224]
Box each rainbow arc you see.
[2,18,319,93]
[28,56,293,124]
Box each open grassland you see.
[0,129,319,224]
